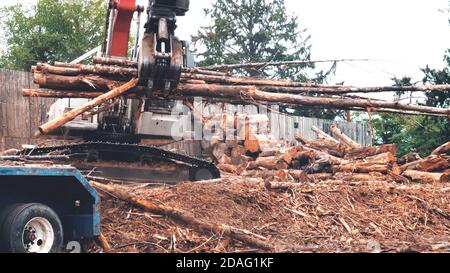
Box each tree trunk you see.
[38,78,138,135]
[400,155,450,172]
[311,125,340,144]
[344,144,398,159]
[431,142,450,156]
[330,124,361,148]
[402,170,449,183]
[91,182,274,251]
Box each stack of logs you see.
[209,121,450,184]
[23,57,450,136]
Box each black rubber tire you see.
[0,203,63,253]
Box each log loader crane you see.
[19,0,220,183]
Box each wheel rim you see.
[22,217,55,253]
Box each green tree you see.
[195,0,315,78]
[369,58,449,157]
[194,0,339,119]
[0,0,107,71]
[366,5,450,157]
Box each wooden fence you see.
[0,69,55,151]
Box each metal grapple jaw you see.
[138,0,189,92]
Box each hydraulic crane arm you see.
[103,0,189,91]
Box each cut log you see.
[37,62,137,78]
[344,144,398,159]
[397,152,422,165]
[96,233,112,252]
[246,155,289,170]
[400,155,450,172]
[38,78,139,135]
[294,135,347,157]
[305,158,333,174]
[311,125,340,144]
[244,134,273,154]
[330,124,361,148]
[431,141,450,156]
[33,72,124,91]
[335,163,392,174]
[230,145,248,165]
[297,145,345,165]
[218,154,232,165]
[218,163,244,174]
[402,170,449,183]
[212,143,229,162]
[365,152,397,164]
[176,84,450,116]
[91,182,274,251]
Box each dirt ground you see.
[86,175,449,253]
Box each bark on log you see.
[311,125,340,144]
[431,142,450,156]
[402,170,449,183]
[244,134,273,154]
[92,56,138,68]
[38,78,139,135]
[246,155,289,170]
[176,84,450,116]
[218,163,244,174]
[23,89,110,99]
[96,233,112,252]
[344,144,398,159]
[92,56,230,76]
[91,182,274,251]
[330,124,361,148]
[212,143,229,162]
[334,163,392,174]
[230,145,248,165]
[38,62,137,78]
[28,68,450,116]
[397,152,422,165]
[33,72,124,91]
[297,145,345,165]
[400,155,450,172]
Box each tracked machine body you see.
[23,0,220,182]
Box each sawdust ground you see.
[86,175,450,253]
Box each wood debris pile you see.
[86,176,450,253]
[206,121,450,185]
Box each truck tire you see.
[0,203,63,253]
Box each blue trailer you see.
[0,165,100,253]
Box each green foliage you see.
[194,0,313,79]
[369,55,450,157]
[365,4,450,157]
[371,113,449,157]
[0,0,107,71]
[194,0,340,119]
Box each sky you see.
[1,0,449,90]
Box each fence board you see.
[0,69,55,151]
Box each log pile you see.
[23,59,450,136]
[208,123,449,185]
